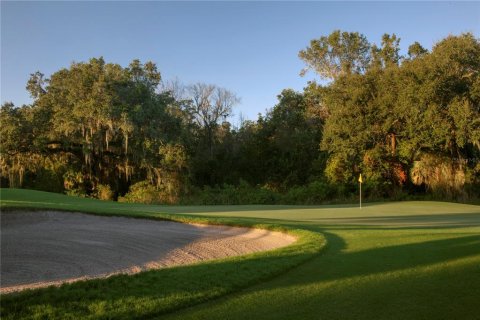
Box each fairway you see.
[1,189,479,319]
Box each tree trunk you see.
[391,133,396,156]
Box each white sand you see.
[0,210,295,293]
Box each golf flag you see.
[359,174,363,209]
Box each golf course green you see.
[1,188,479,320]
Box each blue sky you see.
[2,1,479,122]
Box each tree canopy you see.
[2,32,479,203]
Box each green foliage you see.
[407,41,428,59]
[410,154,471,199]
[23,168,64,193]
[153,144,189,203]
[315,32,480,199]
[63,170,86,196]
[283,181,330,204]
[1,57,188,199]
[95,184,114,201]
[2,32,479,204]
[299,30,371,79]
[228,89,325,190]
[118,181,162,204]
[181,180,358,205]
[182,181,281,205]
[26,71,46,98]
[0,103,38,187]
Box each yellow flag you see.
[358,174,363,183]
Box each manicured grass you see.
[1,188,479,319]
[162,226,480,320]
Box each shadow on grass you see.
[151,230,480,320]
[305,212,480,227]
[282,231,480,288]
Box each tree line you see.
[1,31,479,204]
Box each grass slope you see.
[159,204,480,319]
[1,188,480,319]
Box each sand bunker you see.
[1,211,295,294]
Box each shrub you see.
[95,184,114,201]
[118,181,163,204]
[283,180,332,204]
[251,186,281,204]
[63,170,85,196]
[179,181,280,205]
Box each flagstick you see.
[359,181,362,209]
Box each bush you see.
[95,184,114,201]
[180,181,280,205]
[63,170,86,197]
[180,180,355,205]
[283,180,333,204]
[118,181,163,204]
[251,186,281,204]
[362,179,391,199]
